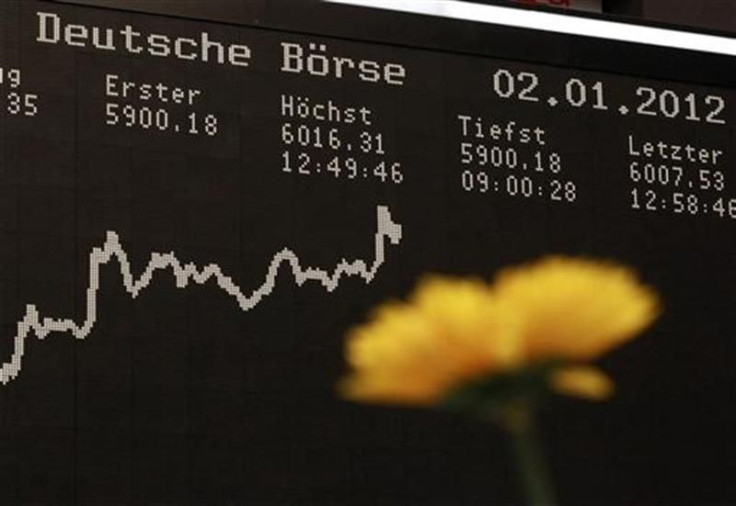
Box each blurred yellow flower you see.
[340,257,660,406]
[493,257,660,361]
[340,277,521,405]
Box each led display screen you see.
[1,1,734,503]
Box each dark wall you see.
[55,0,736,32]
[51,0,265,23]
[603,0,642,16]
[642,0,736,32]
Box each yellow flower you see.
[339,257,660,406]
[340,277,522,405]
[493,257,660,361]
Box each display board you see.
[1,0,734,503]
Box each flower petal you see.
[492,257,660,361]
[340,276,523,405]
[550,365,615,401]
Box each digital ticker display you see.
[1,0,735,504]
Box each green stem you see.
[501,407,558,506]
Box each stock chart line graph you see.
[0,206,403,385]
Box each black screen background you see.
[1,1,735,504]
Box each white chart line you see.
[1,205,403,385]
